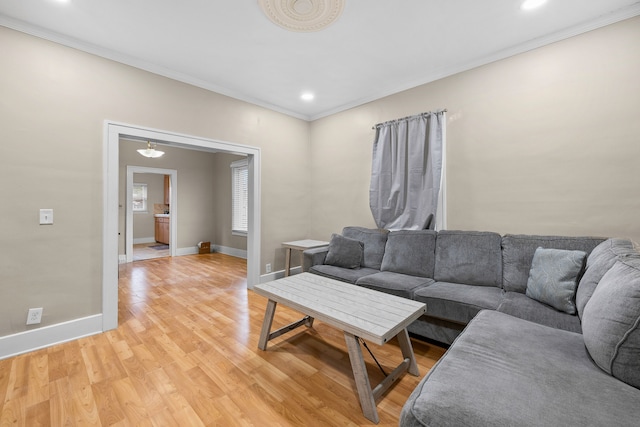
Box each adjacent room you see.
[1,0,639,425]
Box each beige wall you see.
[0,26,310,337]
[213,153,248,252]
[309,16,640,243]
[1,16,639,341]
[132,172,164,240]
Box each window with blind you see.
[231,159,248,235]
[132,183,148,212]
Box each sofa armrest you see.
[303,247,329,272]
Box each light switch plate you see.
[40,209,53,225]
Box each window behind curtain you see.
[231,159,248,235]
[132,183,148,212]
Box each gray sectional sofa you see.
[303,226,640,426]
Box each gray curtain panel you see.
[369,111,444,230]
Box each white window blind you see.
[132,183,148,212]
[231,159,248,234]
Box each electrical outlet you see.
[266,263,272,273]
[26,308,43,325]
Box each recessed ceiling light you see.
[521,0,547,10]
[301,92,315,101]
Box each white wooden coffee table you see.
[253,273,426,423]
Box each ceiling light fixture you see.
[137,141,165,158]
[258,0,345,32]
[521,0,547,10]
[301,92,315,101]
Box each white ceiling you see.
[1,0,639,120]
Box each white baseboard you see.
[260,266,302,283]
[0,314,103,360]
[133,237,156,244]
[176,246,199,256]
[213,245,247,259]
[122,245,248,261]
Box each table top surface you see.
[281,239,329,250]
[253,273,426,345]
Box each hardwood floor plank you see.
[0,253,446,425]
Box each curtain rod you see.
[372,108,447,130]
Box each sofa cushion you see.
[434,230,502,287]
[412,282,503,324]
[380,230,436,278]
[525,247,586,314]
[582,258,640,389]
[400,310,640,427]
[355,271,434,299]
[497,291,582,333]
[308,265,379,284]
[342,226,388,270]
[502,234,604,293]
[324,233,363,269]
[576,238,639,319]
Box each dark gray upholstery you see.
[576,238,639,319]
[324,233,363,269]
[582,258,640,389]
[342,226,388,270]
[412,282,503,324]
[308,264,378,284]
[434,231,502,287]
[407,316,464,345]
[501,234,604,293]
[380,229,436,278]
[497,291,582,333]
[400,310,640,427]
[355,271,434,299]
[302,246,328,272]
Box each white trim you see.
[104,121,262,333]
[133,237,156,244]
[177,245,248,259]
[260,266,303,283]
[176,246,199,256]
[0,315,103,360]
[213,244,248,259]
[126,166,177,263]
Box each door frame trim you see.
[103,121,261,331]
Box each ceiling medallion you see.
[258,0,345,32]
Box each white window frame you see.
[132,183,148,213]
[231,159,248,236]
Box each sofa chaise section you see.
[400,310,640,427]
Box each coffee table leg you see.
[397,328,419,376]
[258,300,277,350]
[344,332,379,424]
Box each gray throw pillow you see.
[324,233,363,269]
[582,258,640,389]
[525,247,586,314]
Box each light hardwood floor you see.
[0,253,446,426]
[133,242,170,261]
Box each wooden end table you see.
[281,239,329,276]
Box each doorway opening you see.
[104,121,261,332]
[125,166,178,262]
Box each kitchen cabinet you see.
[155,217,169,244]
